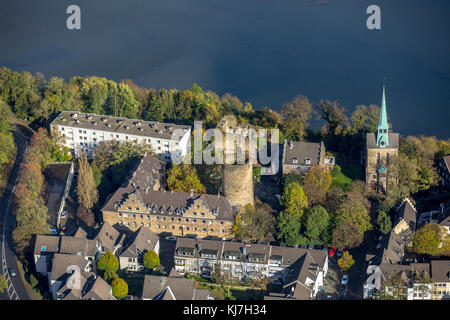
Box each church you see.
[365,83,399,192]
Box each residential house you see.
[431,260,450,300]
[437,155,450,187]
[93,222,124,254]
[123,154,166,191]
[417,201,450,236]
[281,140,334,175]
[56,271,116,300]
[118,226,160,271]
[141,269,212,300]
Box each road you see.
[0,123,33,300]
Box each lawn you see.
[197,283,264,300]
[332,171,353,191]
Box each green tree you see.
[281,182,308,218]
[303,205,330,244]
[338,251,355,271]
[276,211,301,246]
[111,278,128,299]
[143,250,160,270]
[97,251,119,273]
[376,211,392,235]
[167,164,205,193]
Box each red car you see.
[329,246,337,257]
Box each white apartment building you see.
[50,111,191,161]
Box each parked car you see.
[166,236,177,241]
[275,194,281,201]
[336,250,343,258]
[329,246,337,257]
[50,228,58,235]
[60,211,67,218]
[8,268,16,277]
[307,245,314,250]
[341,275,349,285]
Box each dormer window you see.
[305,158,311,165]
[292,157,298,164]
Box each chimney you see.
[190,189,194,198]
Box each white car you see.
[60,211,67,218]
[341,275,349,285]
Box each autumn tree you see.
[111,278,128,299]
[302,166,332,205]
[317,100,349,136]
[143,250,160,270]
[281,182,308,218]
[338,251,355,271]
[233,202,274,241]
[97,251,119,273]
[0,275,7,293]
[18,162,43,197]
[336,198,372,235]
[77,154,98,211]
[280,95,313,141]
[412,223,444,256]
[167,164,205,193]
[332,222,364,249]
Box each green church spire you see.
[376,80,389,148]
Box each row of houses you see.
[173,237,329,300]
[33,222,159,300]
[363,199,450,300]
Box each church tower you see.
[365,81,399,192]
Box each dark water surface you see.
[0,0,449,137]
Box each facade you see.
[365,84,399,192]
[281,140,334,175]
[437,155,450,187]
[430,260,450,300]
[102,187,235,238]
[142,269,212,300]
[118,227,160,271]
[50,111,191,161]
[173,238,328,299]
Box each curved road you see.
[0,123,34,300]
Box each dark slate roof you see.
[50,253,88,282]
[52,111,190,141]
[379,263,430,286]
[394,199,417,231]
[430,260,450,283]
[124,155,166,191]
[103,186,235,222]
[366,132,400,149]
[174,238,328,269]
[82,276,116,300]
[119,227,159,258]
[282,140,323,166]
[59,236,98,257]
[93,222,122,252]
[142,273,210,300]
[58,271,94,300]
[34,235,60,255]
